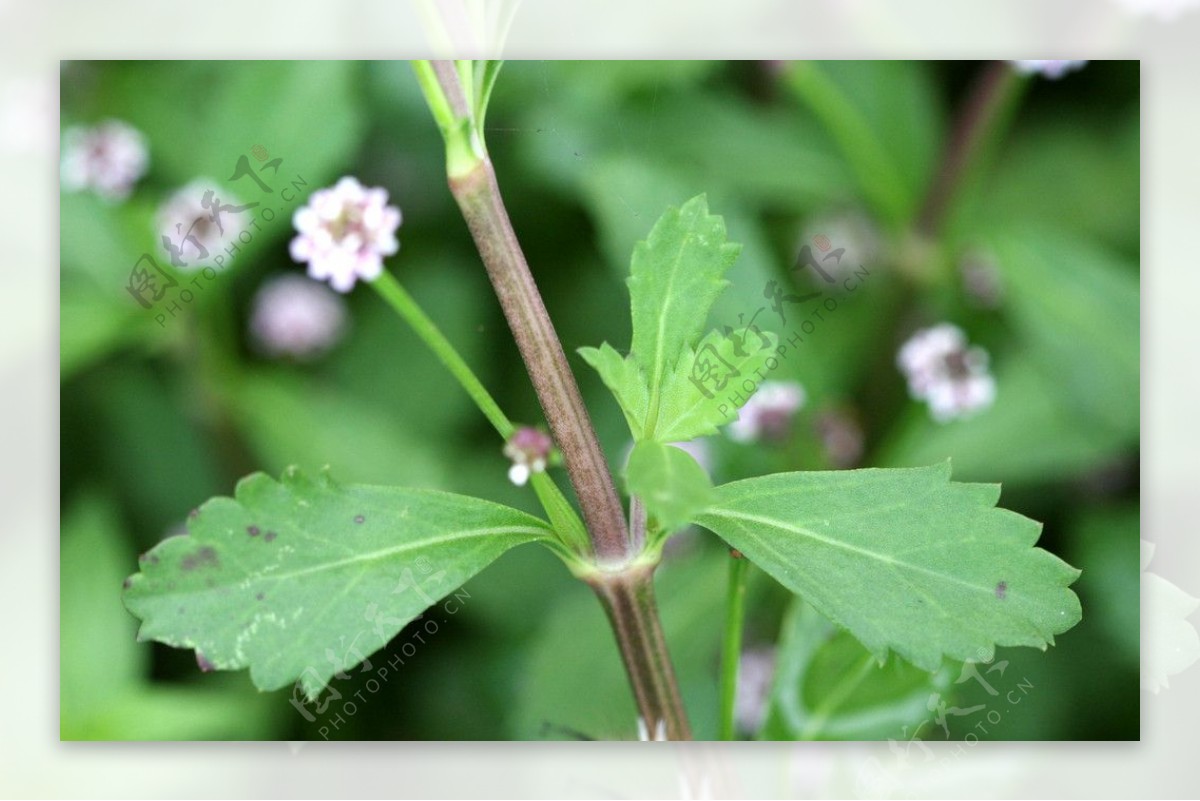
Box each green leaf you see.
[761,600,951,740]
[578,342,650,436]
[694,463,1082,672]
[582,326,778,443]
[654,327,779,442]
[988,225,1139,439]
[123,468,551,697]
[628,195,740,422]
[625,441,714,534]
[62,493,279,740]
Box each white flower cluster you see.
[60,119,148,200]
[155,180,248,271]
[1011,60,1088,79]
[290,177,402,292]
[897,323,996,422]
[249,274,348,360]
[504,427,554,486]
[727,381,806,443]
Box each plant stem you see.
[588,565,692,741]
[446,157,631,564]
[415,58,692,740]
[916,60,1025,238]
[371,269,513,438]
[719,552,749,740]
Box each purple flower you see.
[249,274,348,360]
[289,177,402,292]
[897,324,996,423]
[727,381,806,444]
[503,427,554,486]
[60,119,148,200]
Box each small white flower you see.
[503,427,554,486]
[1011,60,1088,79]
[155,179,249,271]
[249,274,348,360]
[60,118,148,200]
[797,211,881,280]
[727,381,806,443]
[290,176,402,293]
[897,324,996,423]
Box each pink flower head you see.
[249,274,347,360]
[727,381,806,444]
[289,177,402,293]
[897,323,996,423]
[503,427,554,486]
[60,119,148,200]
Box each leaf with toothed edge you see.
[693,462,1082,672]
[578,194,778,442]
[122,467,552,698]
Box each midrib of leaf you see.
[136,525,548,599]
[643,229,697,439]
[704,507,1004,601]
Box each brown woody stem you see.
[588,565,692,741]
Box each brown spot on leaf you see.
[181,546,219,572]
[256,592,265,601]
[188,508,199,519]
[264,531,277,542]
[247,525,261,537]
[122,577,132,590]
[995,581,1008,600]
[354,515,365,524]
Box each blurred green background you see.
[59,60,1139,741]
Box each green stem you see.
[371,269,591,556]
[719,552,749,740]
[371,269,512,438]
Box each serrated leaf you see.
[582,325,779,444]
[761,600,950,740]
[123,468,551,697]
[628,195,740,424]
[625,441,713,534]
[655,327,779,442]
[693,463,1082,672]
[578,342,650,436]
